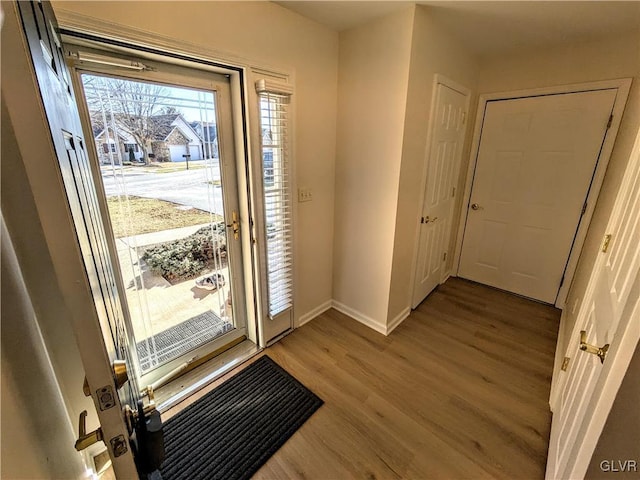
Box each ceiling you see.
[275,1,640,56]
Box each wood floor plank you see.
[164,277,560,479]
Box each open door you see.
[546,126,640,479]
[412,77,469,308]
[3,2,163,477]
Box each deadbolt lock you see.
[579,330,609,364]
[112,359,129,390]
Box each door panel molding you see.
[410,74,471,309]
[453,78,632,308]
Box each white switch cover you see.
[298,187,313,202]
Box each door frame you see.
[410,73,471,309]
[453,78,632,308]
[54,9,298,349]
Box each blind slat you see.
[259,89,294,319]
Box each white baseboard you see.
[296,300,333,327]
[387,307,411,335]
[296,300,411,336]
[331,300,387,335]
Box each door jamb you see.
[452,78,632,308]
[409,74,471,309]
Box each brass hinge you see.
[443,252,447,262]
[607,114,613,129]
[601,234,612,253]
[561,356,570,371]
[559,274,565,288]
[452,187,456,197]
[581,201,587,216]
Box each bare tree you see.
[82,76,169,165]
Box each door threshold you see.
[155,339,260,412]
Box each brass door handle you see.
[421,216,439,224]
[471,203,483,211]
[579,330,609,364]
[75,410,103,451]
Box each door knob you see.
[75,410,103,451]
[471,203,482,210]
[421,216,439,224]
[579,330,609,364]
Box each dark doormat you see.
[160,355,323,480]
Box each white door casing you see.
[546,126,640,479]
[459,89,617,303]
[412,77,470,308]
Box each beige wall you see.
[52,0,339,324]
[1,217,87,480]
[332,6,415,327]
[387,5,479,322]
[1,93,99,451]
[476,31,640,356]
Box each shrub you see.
[141,223,227,282]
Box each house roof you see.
[190,121,218,143]
[91,113,203,143]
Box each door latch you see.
[226,211,240,240]
[579,330,609,364]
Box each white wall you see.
[52,0,339,324]
[1,217,87,480]
[332,6,415,329]
[476,31,640,357]
[387,5,479,322]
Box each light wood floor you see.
[164,277,561,479]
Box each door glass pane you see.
[81,73,237,376]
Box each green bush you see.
[141,223,227,282]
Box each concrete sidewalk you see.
[114,223,231,343]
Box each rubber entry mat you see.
[160,355,323,480]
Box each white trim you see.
[331,301,387,335]
[453,78,632,308]
[387,307,411,335]
[296,300,332,328]
[409,74,471,310]
[549,313,568,412]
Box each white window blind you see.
[256,80,293,319]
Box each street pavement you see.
[101,164,225,215]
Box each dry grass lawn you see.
[107,195,220,237]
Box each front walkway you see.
[114,223,231,351]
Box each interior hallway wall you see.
[1,91,100,445]
[52,0,339,324]
[476,30,640,359]
[387,4,479,323]
[332,6,415,330]
[1,215,88,480]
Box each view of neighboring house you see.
[190,121,218,159]
[94,113,207,164]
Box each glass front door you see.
[76,57,247,386]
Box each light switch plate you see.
[298,187,313,202]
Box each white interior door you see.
[412,81,468,308]
[546,127,640,479]
[459,90,617,303]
